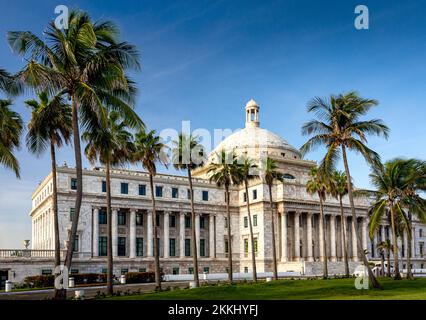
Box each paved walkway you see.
[0,281,190,300]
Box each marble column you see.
[294,211,300,261]
[362,217,368,252]
[306,212,313,261]
[112,209,118,257]
[93,208,99,257]
[129,209,136,258]
[209,214,215,258]
[352,218,358,261]
[281,212,288,262]
[403,231,408,260]
[319,213,325,261]
[147,210,153,257]
[330,214,337,261]
[381,225,386,241]
[195,214,201,258]
[163,211,170,258]
[179,212,185,258]
[411,226,416,258]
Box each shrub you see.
[23,275,55,288]
[125,272,164,284]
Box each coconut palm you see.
[237,156,259,282]
[306,166,329,278]
[171,133,205,287]
[0,99,23,178]
[300,91,389,289]
[208,150,240,283]
[8,9,141,276]
[377,240,392,277]
[329,170,350,277]
[82,109,137,295]
[365,158,426,280]
[133,129,168,290]
[25,91,72,298]
[261,157,284,280]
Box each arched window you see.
[283,173,295,180]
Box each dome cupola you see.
[245,99,260,128]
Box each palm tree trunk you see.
[245,180,257,282]
[341,145,381,289]
[380,253,385,277]
[187,168,199,287]
[268,184,278,280]
[225,186,233,283]
[64,97,83,275]
[339,196,349,277]
[149,173,161,290]
[386,251,391,277]
[106,161,113,295]
[390,206,401,280]
[50,142,63,300]
[406,213,413,280]
[319,194,328,278]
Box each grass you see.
[107,277,426,300]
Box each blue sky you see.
[1,0,426,247]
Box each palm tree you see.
[306,166,329,278]
[171,133,205,287]
[208,150,240,283]
[377,242,386,277]
[365,158,425,280]
[0,100,23,177]
[329,170,350,277]
[25,91,72,299]
[82,109,137,295]
[300,91,389,289]
[237,156,259,282]
[400,159,426,279]
[377,240,392,277]
[262,157,284,280]
[133,129,168,290]
[8,9,141,276]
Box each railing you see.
[0,250,91,260]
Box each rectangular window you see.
[402,244,405,258]
[254,237,258,253]
[202,190,209,201]
[69,208,75,222]
[118,237,126,256]
[187,189,192,199]
[253,215,257,227]
[169,214,176,228]
[420,243,424,256]
[203,267,209,274]
[185,215,191,228]
[139,268,146,273]
[253,189,257,200]
[420,229,423,238]
[244,267,249,273]
[185,239,191,257]
[121,269,128,275]
[224,217,228,228]
[101,268,107,274]
[244,216,248,228]
[244,238,249,255]
[99,236,107,256]
[118,211,126,225]
[200,239,206,257]
[138,184,146,196]
[156,214,161,227]
[200,216,205,229]
[70,269,79,275]
[188,267,194,275]
[155,186,163,197]
[172,267,179,275]
[72,235,79,252]
[102,180,106,193]
[172,187,179,198]
[136,238,143,257]
[41,269,52,275]
[243,192,247,202]
[169,238,176,257]
[99,209,107,225]
[136,212,143,226]
[70,178,77,190]
[225,239,229,254]
[121,182,128,194]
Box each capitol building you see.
[1,100,425,284]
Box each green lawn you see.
[108,278,426,300]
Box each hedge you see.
[125,272,163,284]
